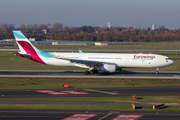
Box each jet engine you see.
[97,64,116,73]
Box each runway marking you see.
[35,90,89,95]
[98,113,112,120]
[61,114,97,120]
[84,89,119,95]
[111,115,143,120]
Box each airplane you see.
[12,30,174,74]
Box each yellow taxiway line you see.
[84,89,119,95]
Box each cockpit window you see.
[166,58,171,60]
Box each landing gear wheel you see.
[155,68,159,74]
[93,70,98,74]
[155,71,159,74]
[89,70,94,74]
[85,70,98,74]
[85,70,90,74]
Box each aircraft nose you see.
[170,60,175,65]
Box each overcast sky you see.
[1,0,180,29]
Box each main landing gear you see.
[155,68,159,74]
[85,70,98,74]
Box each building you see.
[42,29,47,34]
[152,24,155,30]
[95,42,108,46]
[29,38,41,41]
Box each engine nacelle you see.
[97,64,116,73]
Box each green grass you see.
[0,77,180,89]
[0,103,125,111]
[0,103,179,111]
[1,96,180,104]
[0,103,137,111]
[30,42,180,51]
[2,42,180,50]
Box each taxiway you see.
[0,87,180,98]
[0,70,180,79]
[1,110,180,120]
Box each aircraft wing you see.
[60,58,105,67]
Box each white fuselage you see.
[40,52,174,69]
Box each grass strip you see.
[0,77,180,89]
[2,42,180,50]
[0,103,179,112]
[0,96,180,104]
[0,103,131,111]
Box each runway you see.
[0,70,180,79]
[1,109,180,120]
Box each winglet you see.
[79,50,83,53]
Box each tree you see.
[132,29,139,35]
[26,24,33,30]
[19,24,26,31]
[8,24,15,30]
[83,33,91,41]
[50,33,56,40]
[65,33,73,40]
[176,31,180,36]
[104,33,112,41]
[0,23,8,29]
[33,24,38,30]
[72,33,78,41]
[52,23,63,31]
[128,36,134,42]
[55,33,64,40]
[97,33,104,41]
[39,24,47,30]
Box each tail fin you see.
[13,31,39,54]
[13,31,46,64]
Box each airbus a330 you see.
[13,31,174,74]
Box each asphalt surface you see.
[0,70,180,79]
[0,110,180,120]
[0,87,180,98]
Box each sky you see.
[0,0,180,29]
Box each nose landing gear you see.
[155,68,159,74]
